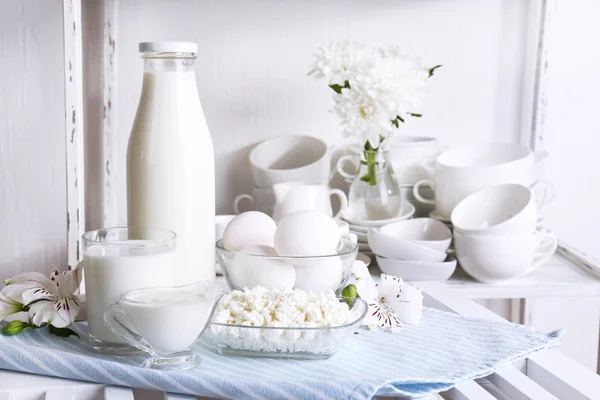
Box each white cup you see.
[451,184,538,235]
[233,187,276,216]
[422,143,547,181]
[415,179,554,220]
[388,136,440,185]
[249,135,330,188]
[412,143,552,218]
[272,182,348,222]
[454,230,558,283]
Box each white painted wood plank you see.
[423,286,600,400]
[63,0,86,270]
[102,0,118,228]
[104,386,134,400]
[521,0,557,151]
[441,380,497,400]
[0,370,103,391]
[486,365,558,400]
[415,253,600,299]
[527,350,600,400]
[45,387,75,400]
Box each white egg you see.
[293,258,343,293]
[222,211,277,251]
[230,245,295,290]
[274,211,340,257]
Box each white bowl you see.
[376,255,457,281]
[340,202,415,228]
[379,218,452,252]
[367,229,447,262]
[451,184,537,235]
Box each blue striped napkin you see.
[0,307,560,399]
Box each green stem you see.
[360,148,378,186]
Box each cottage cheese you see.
[204,287,356,354]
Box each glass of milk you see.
[82,227,177,354]
[104,281,224,371]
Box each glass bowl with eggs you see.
[216,210,359,293]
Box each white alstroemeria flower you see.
[308,40,371,86]
[0,290,23,322]
[347,267,423,332]
[377,274,423,325]
[4,266,82,328]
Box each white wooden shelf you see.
[411,253,600,299]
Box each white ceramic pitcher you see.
[272,182,348,222]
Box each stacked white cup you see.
[451,184,558,283]
[233,135,331,216]
[413,143,555,221]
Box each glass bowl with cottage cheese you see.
[215,238,358,293]
[200,287,368,359]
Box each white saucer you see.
[429,210,452,223]
[341,201,415,228]
[357,252,371,267]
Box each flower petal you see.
[21,286,55,305]
[49,266,81,298]
[378,274,423,325]
[52,295,80,327]
[347,261,378,302]
[0,292,23,321]
[5,271,53,288]
[28,301,55,326]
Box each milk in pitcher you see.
[127,42,215,284]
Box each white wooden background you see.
[1,0,599,373]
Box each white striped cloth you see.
[0,308,560,399]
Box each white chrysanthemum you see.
[357,48,429,120]
[308,40,371,86]
[333,86,393,147]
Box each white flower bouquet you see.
[309,41,440,185]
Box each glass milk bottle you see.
[127,42,215,284]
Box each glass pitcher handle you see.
[104,304,152,353]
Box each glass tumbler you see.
[82,227,176,354]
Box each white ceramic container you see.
[453,230,557,283]
[388,136,440,185]
[233,187,276,216]
[249,135,330,188]
[272,182,348,222]
[412,143,549,218]
[376,255,457,281]
[379,218,452,252]
[368,228,447,262]
[451,184,537,235]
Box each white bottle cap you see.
[138,42,198,53]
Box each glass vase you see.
[348,149,402,220]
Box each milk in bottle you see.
[127,42,215,284]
